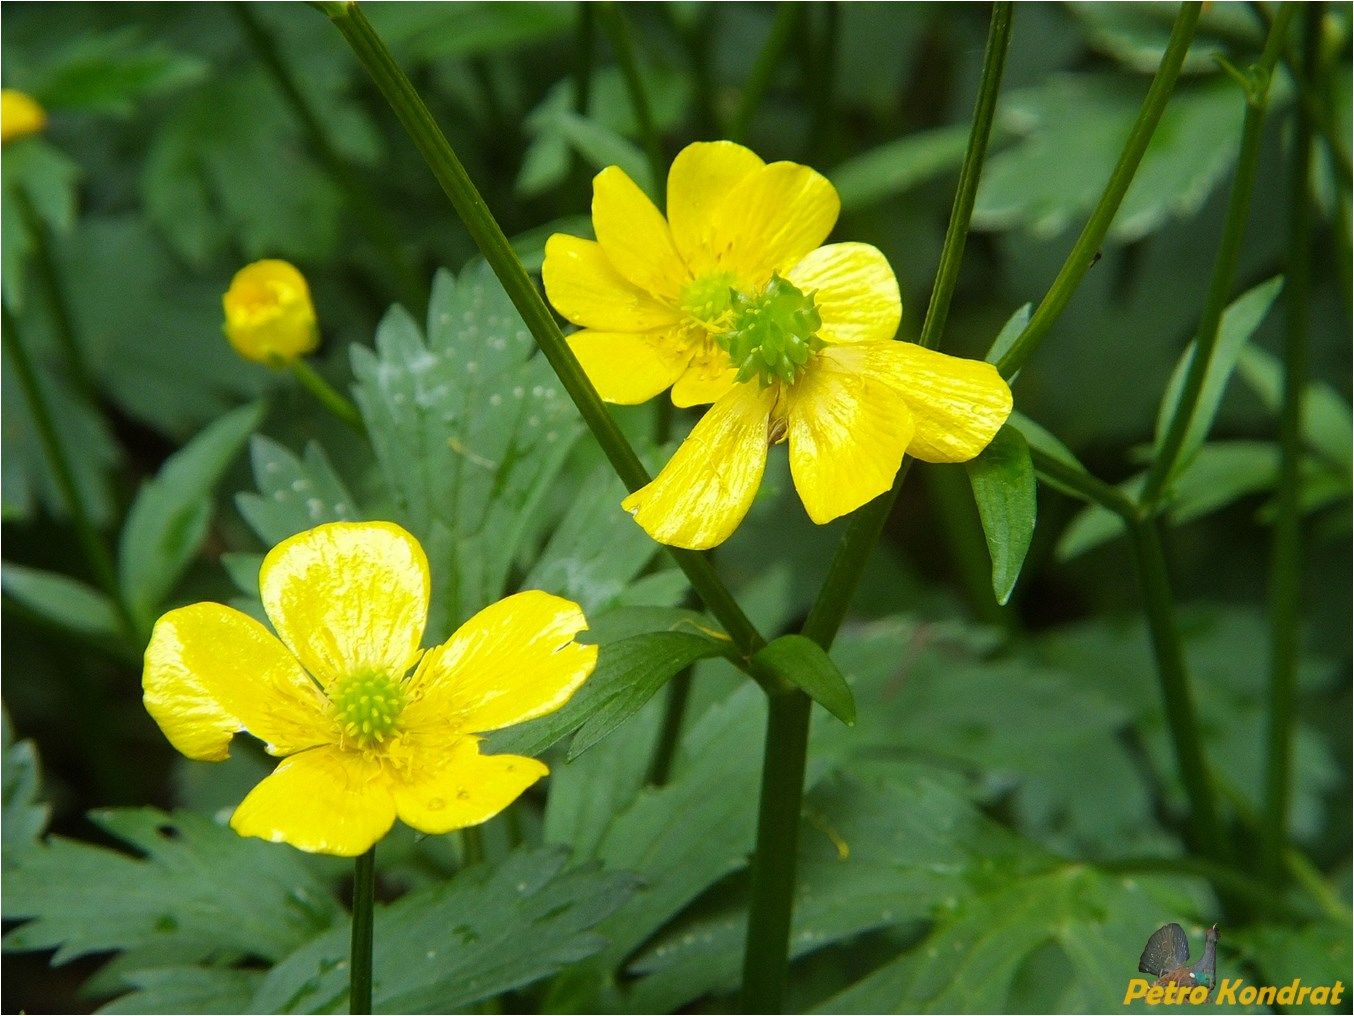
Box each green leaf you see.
[1006,410,1102,502]
[351,263,581,638]
[2,709,49,859]
[753,635,856,725]
[831,124,973,212]
[1,138,81,309]
[975,77,1252,242]
[984,303,1032,368]
[2,808,340,965]
[1,563,119,641]
[1153,276,1284,481]
[249,847,639,1014]
[1236,344,1354,470]
[99,967,262,1016]
[550,111,654,196]
[368,2,574,62]
[964,424,1037,605]
[117,402,265,620]
[23,27,206,116]
[1068,3,1261,75]
[236,437,358,548]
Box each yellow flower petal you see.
[404,590,596,735]
[222,259,319,365]
[785,348,916,525]
[666,141,765,276]
[566,329,689,405]
[592,166,691,302]
[259,521,429,690]
[231,746,394,856]
[712,162,840,290]
[671,344,739,408]
[621,383,776,549]
[391,736,547,835]
[1,89,45,144]
[785,243,901,345]
[863,342,1013,462]
[542,234,680,332]
[143,603,333,761]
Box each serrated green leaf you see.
[118,402,265,620]
[24,27,206,116]
[2,709,49,858]
[249,847,639,1014]
[98,967,262,1015]
[831,123,973,212]
[754,635,856,725]
[236,437,358,548]
[1067,3,1256,75]
[1236,344,1354,469]
[351,262,580,638]
[1,563,119,640]
[964,424,1037,605]
[2,808,340,965]
[1153,276,1284,482]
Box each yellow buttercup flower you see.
[142,521,596,856]
[1,89,46,144]
[223,259,319,365]
[542,141,1013,549]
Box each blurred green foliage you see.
[1,2,1349,1013]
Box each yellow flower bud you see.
[2,90,46,144]
[222,259,319,365]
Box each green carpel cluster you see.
[719,275,824,387]
[332,670,407,746]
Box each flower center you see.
[718,275,824,387]
[331,670,407,747]
[679,271,738,327]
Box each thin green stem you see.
[1127,517,1223,860]
[461,825,485,866]
[669,6,720,136]
[799,1,1012,650]
[596,2,665,194]
[1262,3,1317,889]
[285,357,366,435]
[729,4,801,144]
[318,2,766,659]
[646,668,692,786]
[806,2,840,160]
[738,689,812,1013]
[1028,445,1138,518]
[350,846,375,1015]
[233,2,426,313]
[573,3,595,116]
[995,2,1202,378]
[2,305,139,646]
[15,191,92,398]
[1141,4,1296,505]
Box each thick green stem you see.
[286,357,366,435]
[646,667,692,786]
[350,846,375,1015]
[798,1,1012,650]
[573,3,595,116]
[995,3,1202,378]
[1262,3,1317,888]
[233,3,425,312]
[596,3,665,193]
[738,689,812,1013]
[1127,518,1223,860]
[729,4,801,143]
[319,2,765,658]
[1142,4,1296,504]
[2,306,139,646]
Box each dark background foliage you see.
[2,3,1350,1013]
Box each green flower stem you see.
[573,3,595,116]
[798,0,1013,652]
[1027,445,1138,518]
[1263,3,1318,888]
[318,2,767,660]
[806,3,841,159]
[596,3,665,195]
[738,687,812,1013]
[285,356,366,435]
[668,6,720,136]
[1127,517,1223,860]
[461,825,486,866]
[350,846,375,1015]
[738,9,1014,1012]
[646,668,693,786]
[995,2,1202,378]
[729,3,801,144]
[14,191,92,399]
[1,305,139,647]
[233,3,425,314]
[1141,4,1296,505]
